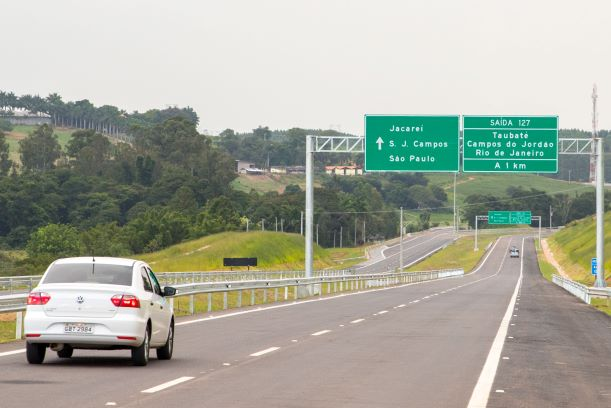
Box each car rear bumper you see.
[24,309,147,347]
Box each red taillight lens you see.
[27,292,51,305]
[111,295,140,308]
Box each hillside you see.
[137,231,368,272]
[547,212,611,285]
[4,125,75,164]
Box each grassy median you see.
[406,233,503,273]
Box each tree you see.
[26,224,81,264]
[19,124,61,172]
[81,223,130,257]
[194,196,241,236]
[0,131,12,176]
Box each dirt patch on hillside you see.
[184,245,211,256]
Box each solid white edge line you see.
[466,237,524,408]
[0,349,25,357]
[311,330,331,336]
[350,319,365,324]
[250,346,280,357]
[141,376,195,394]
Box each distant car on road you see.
[24,257,176,366]
[509,246,520,258]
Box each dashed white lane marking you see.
[223,363,231,366]
[502,357,509,360]
[423,296,431,299]
[250,347,280,357]
[495,390,505,393]
[413,300,420,303]
[141,376,195,394]
[339,324,345,327]
[378,310,388,315]
[467,237,524,408]
[507,336,514,339]
[312,330,331,336]
[0,349,25,357]
[351,319,365,324]
[105,403,117,406]
[397,304,406,308]
[291,339,298,342]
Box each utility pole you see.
[340,226,343,248]
[333,231,336,248]
[300,211,304,236]
[246,219,249,232]
[549,205,553,230]
[354,217,357,246]
[593,84,606,287]
[453,172,457,233]
[400,207,404,271]
[316,224,319,246]
[261,219,265,231]
[275,217,278,232]
[362,220,366,243]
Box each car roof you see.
[52,257,139,267]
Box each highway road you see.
[1,234,610,407]
[355,228,457,273]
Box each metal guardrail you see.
[552,274,611,304]
[1,268,464,339]
[0,270,355,295]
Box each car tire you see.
[132,326,150,366]
[156,322,174,360]
[57,345,73,358]
[26,342,46,364]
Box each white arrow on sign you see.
[376,137,384,151]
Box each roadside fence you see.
[1,268,464,340]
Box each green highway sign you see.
[364,115,459,172]
[488,211,532,225]
[463,116,558,173]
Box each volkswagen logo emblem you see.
[76,296,85,304]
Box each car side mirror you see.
[162,286,176,297]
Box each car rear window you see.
[42,263,133,286]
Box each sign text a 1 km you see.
[463,116,558,173]
[364,115,459,172]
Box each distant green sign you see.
[463,116,558,173]
[364,115,459,172]
[488,211,532,225]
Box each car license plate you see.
[64,323,94,334]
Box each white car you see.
[24,257,176,366]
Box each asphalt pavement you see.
[0,233,608,407]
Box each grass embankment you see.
[138,231,368,272]
[230,173,320,194]
[547,212,611,286]
[5,125,74,163]
[406,233,503,273]
[0,318,16,344]
[426,173,590,206]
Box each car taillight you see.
[111,294,140,308]
[27,292,51,305]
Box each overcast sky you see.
[2,0,609,135]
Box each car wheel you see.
[57,345,73,358]
[132,327,150,366]
[26,342,46,364]
[156,322,174,360]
